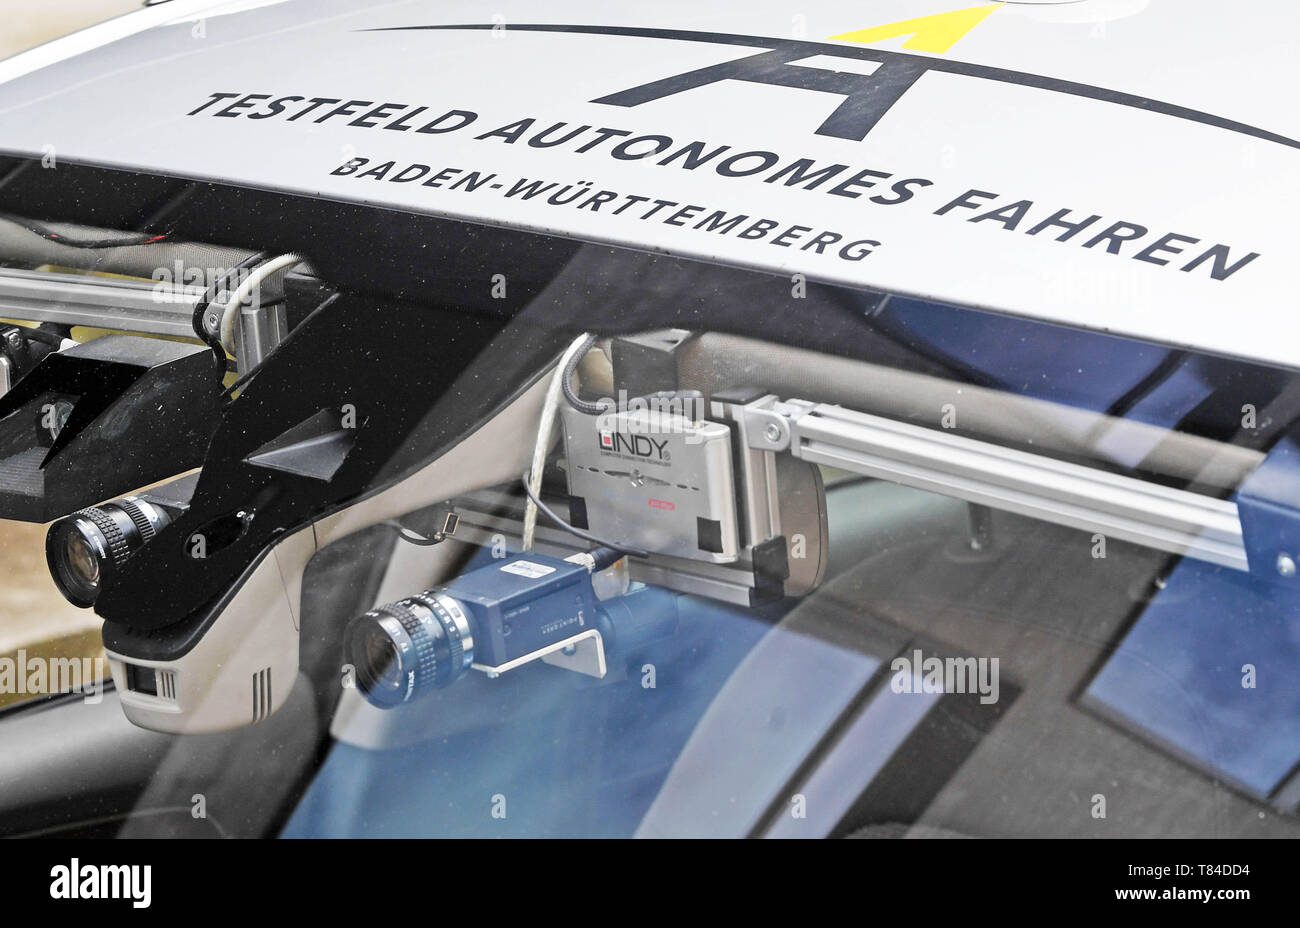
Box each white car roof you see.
[0,0,1296,368]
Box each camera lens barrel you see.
[345,591,475,707]
[46,496,173,608]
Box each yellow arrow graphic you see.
[831,3,1004,54]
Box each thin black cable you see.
[521,470,647,558]
[382,521,442,546]
[0,212,170,249]
[584,546,627,571]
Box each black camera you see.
[46,474,196,608]
[345,547,677,707]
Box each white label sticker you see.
[500,560,556,579]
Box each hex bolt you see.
[764,423,782,443]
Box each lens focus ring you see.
[116,498,158,545]
[73,506,131,568]
[346,591,475,708]
[410,592,473,685]
[376,600,439,691]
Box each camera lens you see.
[361,627,402,689]
[344,592,475,707]
[64,531,101,586]
[46,497,172,608]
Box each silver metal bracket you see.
[235,299,288,375]
[734,394,1247,571]
[730,394,814,455]
[710,393,793,547]
[472,628,607,680]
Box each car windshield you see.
[279,284,1300,838]
[1,213,1298,840]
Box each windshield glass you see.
[268,251,1300,838]
[1,212,1297,840]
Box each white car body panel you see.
[0,0,1295,367]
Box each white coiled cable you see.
[217,252,304,357]
[522,333,596,551]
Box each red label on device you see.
[648,499,675,511]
